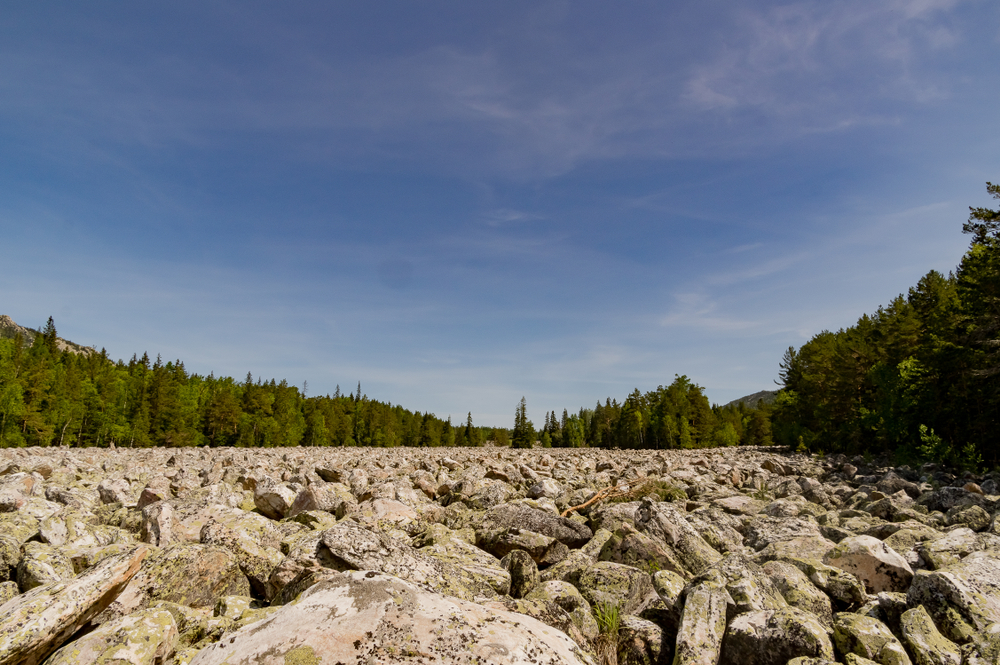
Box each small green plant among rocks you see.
[593,601,622,665]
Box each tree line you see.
[771,182,1000,468]
[0,326,505,449]
[511,375,773,450]
[0,318,772,450]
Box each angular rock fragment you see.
[0,545,149,665]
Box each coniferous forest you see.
[771,183,1000,467]
[0,183,997,468]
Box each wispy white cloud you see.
[682,0,970,124]
[480,208,544,227]
[660,292,760,332]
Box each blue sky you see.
[2,1,998,426]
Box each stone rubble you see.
[0,445,995,665]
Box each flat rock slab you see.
[188,570,594,665]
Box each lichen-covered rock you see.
[899,605,961,665]
[285,482,356,519]
[477,502,593,549]
[540,528,614,586]
[252,480,297,520]
[412,524,511,596]
[858,592,909,637]
[685,507,747,554]
[906,551,1000,642]
[16,542,75,591]
[673,577,732,665]
[102,544,250,622]
[264,531,335,602]
[745,516,824,551]
[883,525,942,554]
[319,520,497,601]
[779,556,868,608]
[44,607,178,665]
[198,508,284,598]
[720,606,835,665]
[762,559,834,627]
[0,580,17,604]
[753,535,839,564]
[639,569,686,632]
[695,553,787,616]
[916,528,1000,570]
[525,580,599,641]
[833,612,913,665]
[0,545,149,665]
[97,477,134,506]
[501,549,539,598]
[618,615,667,665]
[187,570,595,665]
[599,523,690,577]
[575,561,654,615]
[633,500,722,576]
[482,596,590,649]
[141,486,244,547]
[824,535,913,594]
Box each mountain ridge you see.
[0,314,94,355]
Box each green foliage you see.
[548,375,773,450]
[511,397,534,449]
[594,600,622,635]
[917,425,984,473]
[0,334,458,449]
[771,183,1000,466]
[593,601,623,665]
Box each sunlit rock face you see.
[0,445,997,665]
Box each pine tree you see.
[511,397,534,449]
[42,317,58,355]
[464,412,480,446]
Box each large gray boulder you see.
[833,612,912,665]
[575,561,654,616]
[476,502,593,549]
[101,544,250,623]
[899,605,961,665]
[524,580,599,641]
[673,577,732,665]
[187,571,595,665]
[0,545,150,665]
[633,500,722,576]
[906,551,1000,642]
[319,521,498,601]
[720,607,835,665]
[761,559,834,626]
[824,535,913,594]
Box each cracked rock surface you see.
[0,445,997,664]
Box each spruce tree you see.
[511,397,534,449]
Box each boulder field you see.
[0,445,997,665]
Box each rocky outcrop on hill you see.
[0,445,997,665]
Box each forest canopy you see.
[0,322,770,450]
[771,182,1000,468]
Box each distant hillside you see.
[0,315,94,355]
[724,390,778,409]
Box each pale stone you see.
[187,570,594,665]
[824,535,913,594]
